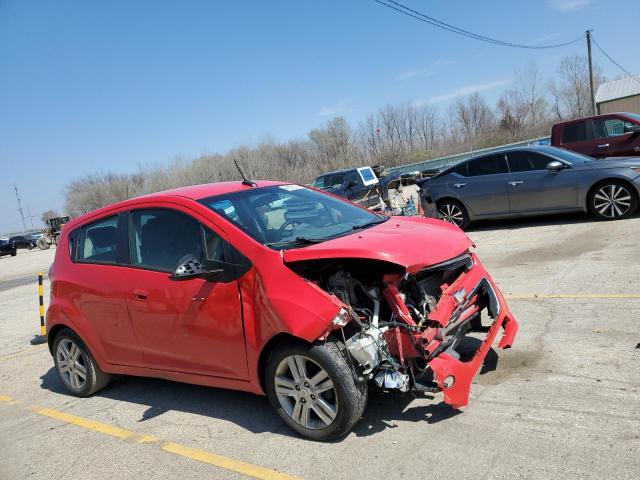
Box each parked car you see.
[0,239,17,258]
[551,112,640,158]
[420,146,640,230]
[311,166,400,210]
[46,181,518,440]
[8,235,37,250]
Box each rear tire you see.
[265,340,367,441]
[437,199,470,230]
[589,180,638,221]
[52,328,111,397]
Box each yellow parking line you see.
[5,401,301,480]
[506,293,640,299]
[162,442,300,480]
[32,407,159,444]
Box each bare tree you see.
[553,54,604,119]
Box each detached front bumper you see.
[424,254,518,408]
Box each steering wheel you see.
[278,221,298,239]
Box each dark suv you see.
[311,166,385,210]
[0,239,17,258]
[551,112,640,158]
[8,235,37,250]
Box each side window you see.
[452,163,468,176]
[593,118,633,138]
[529,153,552,170]
[508,152,551,172]
[345,171,361,187]
[507,152,531,172]
[130,209,204,272]
[562,122,587,143]
[77,216,119,264]
[467,155,508,177]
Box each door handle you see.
[597,143,610,148]
[453,183,467,188]
[132,289,149,300]
[509,181,524,186]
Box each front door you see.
[506,151,578,212]
[590,116,640,157]
[123,208,249,380]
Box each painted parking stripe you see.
[506,293,640,299]
[0,399,301,480]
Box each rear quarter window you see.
[77,215,119,264]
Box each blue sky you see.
[1,0,639,233]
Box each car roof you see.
[316,168,354,176]
[429,145,567,178]
[66,180,287,228]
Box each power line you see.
[371,0,583,49]
[591,36,638,79]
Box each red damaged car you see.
[47,181,518,440]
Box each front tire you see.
[53,329,111,397]
[265,340,367,441]
[589,181,638,221]
[438,199,470,230]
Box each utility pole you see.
[586,30,597,116]
[14,184,28,232]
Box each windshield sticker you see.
[280,184,305,191]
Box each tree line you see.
[63,55,603,217]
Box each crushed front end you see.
[289,251,518,410]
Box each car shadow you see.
[39,355,484,441]
[40,367,294,437]
[467,211,639,232]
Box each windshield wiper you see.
[351,217,389,231]
[265,236,326,249]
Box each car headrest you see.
[87,226,117,249]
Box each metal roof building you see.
[596,75,640,114]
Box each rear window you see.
[562,122,587,143]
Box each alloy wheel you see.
[593,184,632,218]
[439,203,465,227]
[56,338,87,390]
[274,355,338,430]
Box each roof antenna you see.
[233,158,257,188]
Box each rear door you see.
[452,154,510,216]
[122,207,249,380]
[70,213,144,366]
[506,151,578,212]
[590,116,640,157]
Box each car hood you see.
[587,156,640,169]
[282,216,473,273]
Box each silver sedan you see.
[420,146,640,230]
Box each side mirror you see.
[170,254,224,281]
[546,160,565,172]
[624,124,640,134]
[347,180,358,188]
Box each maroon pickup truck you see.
[551,112,640,158]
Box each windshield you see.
[625,112,640,123]
[200,185,388,250]
[543,146,593,165]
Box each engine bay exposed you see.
[287,252,498,398]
